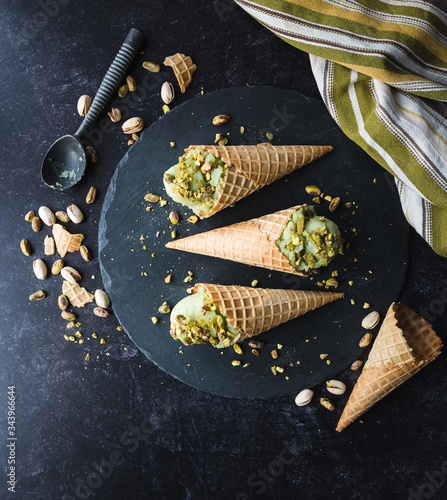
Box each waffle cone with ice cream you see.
[167,204,309,276]
[191,283,344,345]
[336,303,442,432]
[184,144,333,218]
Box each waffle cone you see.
[62,281,94,308]
[53,224,84,257]
[166,205,308,275]
[193,283,344,344]
[185,145,333,217]
[164,53,196,93]
[336,303,442,432]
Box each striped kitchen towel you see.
[234,0,447,257]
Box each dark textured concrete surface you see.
[0,1,446,499]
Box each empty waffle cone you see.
[62,281,94,308]
[193,283,344,344]
[336,303,442,432]
[167,204,308,276]
[185,144,333,217]
[164,53,196,93]
[53,224,84,257]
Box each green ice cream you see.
[163,148,227,217]
[276,206,342,273]
[170,287,240,348]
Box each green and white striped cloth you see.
[235,0,447,257]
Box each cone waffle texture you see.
[164,53,196,93]
[167,205,308,276]
[193,283,344,344]
[62,281,94,308]
[336,302,442,432]
[53,224,84,257]
[44,235,55,256]
[185,144,333,217]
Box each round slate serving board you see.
[98,86,409,399]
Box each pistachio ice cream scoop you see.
[163,148,227,218]
[170,284,345,348]
[276,206,342,272]
[170,287,240,348]
[163,145,334,218]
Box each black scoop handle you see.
[74,28,144,139]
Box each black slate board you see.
[98,86,409,399]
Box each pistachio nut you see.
[305,185,321,197]
[329,197,341,213]
[233,344,243,355]
[161,82,175,104]
[248,340,265,349]
[359,332,373,348]
[107,108,122,122]
[67,204,84,224]
[58,294,70,310]
[25,211,35,222]
[158,302,171,314]
[132,133,139,141]
[20,239,32,256]
[212,114,230,126]
[218,137,228,146]
[350,360,363,371]
[345,202,353,208]
[79,245,91,262]
[94,289,110,309]
[122,117,144,134]
[257,142,272,146]
[38,207,56,226]
[162,104,170,114]
[266,132,274,141]
[61,310,76,321]
[118,84,128,98]
[326,380,346,395]
[61,266,81,284]
[271,349,278,359]
[361,310,380,329]
[51,259,64,275]
[295,388,314,407]
[94,307,110,318]
[126,75,136,92]
[31,217,42,232]
[29,290,46,301]
[142,61,160,72]
[169,211,179,225]
[144,193,160,203]
[320,398,335,411]
[231,360,242,367]
[85,145,99,163]
[86,186,97,204]
[33,259,47,280]
[77,95,92,117]
[55,211,70,223]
